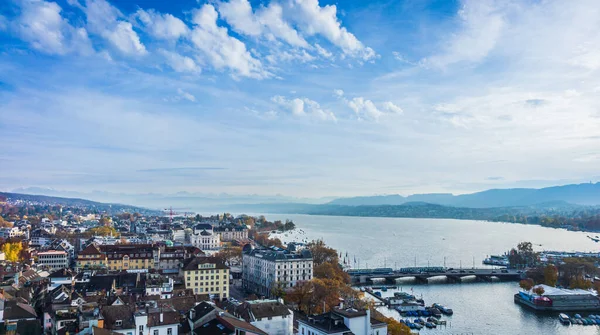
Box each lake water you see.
[261,214,600,335]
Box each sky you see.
[0,0,600,198]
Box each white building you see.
[242,247,313,297]
[37,250,69,270]
[190,224,220,250]
[298,307,387,335]
[228,299,293,335]
[0,227,24,239]
[103,307,179,335]
[214,224,249,241]
[145,274,174,299]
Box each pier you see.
[348,267,522,285]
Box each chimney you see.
[160,313,163,323]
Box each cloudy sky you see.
[0,0,599,198]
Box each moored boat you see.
[558,313,570,325]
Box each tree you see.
[0,217,13,228]
[543,264,558,286]
[1,242,22,262]
[214,246,243,266]
[532,286,545,295]
[284,220,295,231]
[87,226,118,237]
[308,240,339,266]
[519,278,534,291]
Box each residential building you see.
[101,305,180,335]
[155,246,202,274]
[76,244,106,270]
[186,301,267,335]
[30,229,53,247]
[103,244,156,272]
[190,224,220,250]
[145,273,174,299]
[37,250,69,270]
[76,243,157,272]
[297,307,387,335]
[0,227,24,239]
[226,299,293,335]
[242,247,313,297]
[182,257,229,300]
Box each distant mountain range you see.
[327,182,600,208]
[0,192,160,215]
[8,187,334,212]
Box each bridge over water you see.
[348,267,523,285]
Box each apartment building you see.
[242,247,313,297]
[182,257,229,300]
[37,250,69,270]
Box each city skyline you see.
[1,0,600,197]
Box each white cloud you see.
[158,49,201,73]
[81,0,146,55]
[315,43,333,59]
[266,49,315,64]
[334,90,402,120]
[290,0,376,61]
[13,0,93,55]
[347,97,382,120]
[218,0,309,48]
[189,4,270,79]
[177,88,196,102]
[271,95,336,121]
[135,9,188,40]
[423,0,505,68]
[0,15,7,31]
[381,101,403,114]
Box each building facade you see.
[182,257,229,300]
[242,248,313,297]
[37,250,69,270]
[297,308,387,335]
[214,225,249,242]
[76,243,156,272]
[190,224,220,250]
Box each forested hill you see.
[231,201,600,231]
[0,192,159,215]
[328,182,600,208]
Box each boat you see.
[483,255,510,266]
[558,313,570,325]
[425,322,436,328]
[433,303,454,315]
[381,287,388,292]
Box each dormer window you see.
[115,320,122,326]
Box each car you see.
[492,270,497,273]
[450,270,458,273]
[468,270,475,274]
[447,268,454,271]
[501,269,508,273]
[517,270,523,273]
[459,270,466,273]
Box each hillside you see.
[0,192,159,215]
[329,182,600,208]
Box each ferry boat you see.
[483,255,510,266]
[558,313,570,325]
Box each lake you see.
[262,214,600,335]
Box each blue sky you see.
[1,0,599,198]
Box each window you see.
[154,330,158,335]
[115,320,122,327]
[167,329,172,335]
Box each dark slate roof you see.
[196,318,234,335]
[200,230,212,236]
[48,268,75,278]
[194,224,213,231]
[3,301,38,320]
[217,315,268,335]
[297,312,352,334]
[245,248,312,261]
[101,305,136,330]
[182,257,229,272]
[229,300,290,322]
[332,307,368,318]
[147,311,180,327]
[190,301,217,322]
